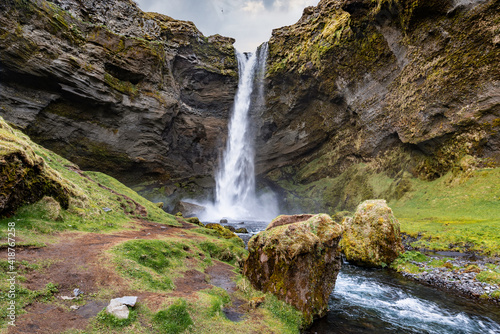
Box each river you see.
[215,219,500,334]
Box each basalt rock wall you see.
[0,0,238,194]
[256,0,500,213]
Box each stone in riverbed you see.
[340,199,404,267]
[173,201,205,218]
[243,214,343,324]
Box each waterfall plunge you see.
[201,44,278,221]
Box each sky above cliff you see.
[134,0,319,51]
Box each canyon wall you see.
[1,0,499,214]
[255,0,500,213]
[0,0,238,205]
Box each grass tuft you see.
[153,298,193,334]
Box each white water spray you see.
[201,43,278,221]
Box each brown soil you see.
[4,220,248,333]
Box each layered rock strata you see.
[0,0,237,194]
[256,0,500,213]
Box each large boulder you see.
[243,214,343,324]
[0,117,84,216]
[340,199,404,267]
[173,201,205,218]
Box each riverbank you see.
[391,249,500,304]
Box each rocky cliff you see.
[1,0,499,215]
[256,0,500,213]
[0,0,237,205]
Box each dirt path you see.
[6,220,244,333]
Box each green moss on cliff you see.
[270,154,500,256]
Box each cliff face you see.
[256,0,500,213]
[0,0,237,191]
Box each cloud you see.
[134,0,319,51]
[242,1,266,14]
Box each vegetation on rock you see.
[244,214,343,325]
[341,199,404,267]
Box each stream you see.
[212,219,500,334]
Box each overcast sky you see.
[134,0,320,51]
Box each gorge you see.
[1,0,500,332]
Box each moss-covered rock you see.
[204,223,243,246]
[243,214,343,325]
[340,199,403,267]
[0,117,85,216]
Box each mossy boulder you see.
[243,214,343,325]
[0,117,84,216]
[204,223,244,246]
[340,199,403,267]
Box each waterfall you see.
[201,43,277,221]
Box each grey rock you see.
[106,299,129,319]
[113,296,138,307]
[73,288,83,297]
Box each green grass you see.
[476,266,500,285]
[391,168,500,255]
[112,239,194,292]
[263,294,303,334]
[195,231,248,265]
[390,251,428,273]
[95,308,138,328]
[153,299,193,334]
[201,287,231,317]
[0,259,59,327]
[0,127,180,247]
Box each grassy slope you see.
[273,156,500,256]
[391,168,500,256]
[0,124,303,333]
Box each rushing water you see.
[219,220,500,334]
[201,44,278,221]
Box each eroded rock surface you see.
[0,0,237,194]
[257,0,500,213]
[341,199,404,267]
[243,214,343,324]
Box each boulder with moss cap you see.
[243,214,343,324]
[0,117,86,216]
[340,199,404,267]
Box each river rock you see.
[341,199,404,267]
[172,201,205,218]
[113,296,138,307]
[243,214,343,324]
[205,223,243,246]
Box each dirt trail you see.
[6,220,244,333]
